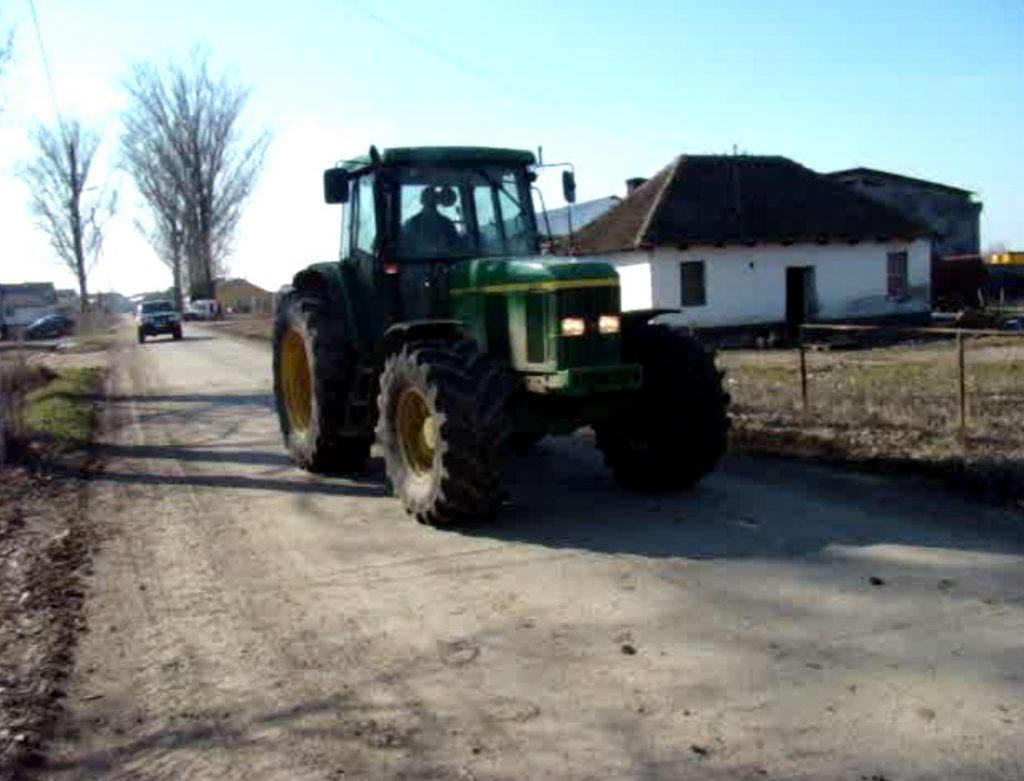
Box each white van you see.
[185,299,219,321]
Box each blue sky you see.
[1,0,1021,294]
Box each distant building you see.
[215,278,274,314]
[56,289,80,314]
[827,167,984,307]
[573,155,931,333]
[986,251,1024,300]
[89,291,135,314]
[826,167,981,258]
[0,282,58,338]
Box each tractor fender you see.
[377,320,464,362]
[286,263,366,348]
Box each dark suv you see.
[136,300,182,343]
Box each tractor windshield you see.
[395,165,537,260]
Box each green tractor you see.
[273,146,729,524]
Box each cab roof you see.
[338,146,535,172]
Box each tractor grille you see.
[556,286,621,368]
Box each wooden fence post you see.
[0,363,6,468]
[798,337,809,413]
[956,330,966,455]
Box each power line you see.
[27,0,66,134]
[339,0,675,151]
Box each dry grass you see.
[199,313,273,341]
[720,337,1024,507]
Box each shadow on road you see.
[88,464,388,498]
[451,439,1024,561]
[46,689,427,780]
[94,442,292,467]
[89,390,1024,560]
[101,392,272,406]
[138,334,217,344]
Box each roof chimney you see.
[626,177,647,196]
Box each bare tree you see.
[121,54,269,301]
[21,120,115,312]
[0,28,12,115]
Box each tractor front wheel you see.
[595,324,729,490]
[376,339,510,525]
[272,293,371,473]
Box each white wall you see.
[612,259,653,311]
[599,239,930,328]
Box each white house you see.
[572,155,931,332]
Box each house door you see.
[785,266,815,336]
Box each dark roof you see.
[573,155,928,254]
[827,167,973,196]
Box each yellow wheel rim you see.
[281,328,312,433]
[396,387,436,474]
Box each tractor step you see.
[343,365,378,431]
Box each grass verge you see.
[1,365,104,774]
[19,367,105,456]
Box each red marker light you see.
[383,262,400,275]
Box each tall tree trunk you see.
[68,141,90,314]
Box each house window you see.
[887,251,909,299]
[679,261,706,307]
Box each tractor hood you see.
[448,257,619,296]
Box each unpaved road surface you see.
[45,326,1024,780]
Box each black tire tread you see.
[272,292,370,474]
[595,324,730,490]
[376,338,511,525]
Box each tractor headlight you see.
[560,317,586,337]
[598,315,621,335]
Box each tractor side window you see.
[495,172,532,255]
[473,187,502,254]
[471,172,533,257]
[354,175,377,254]
[340,203,352,260]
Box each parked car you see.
[24,312,75,340]
[135,300,182,343]
[184,299,219,321]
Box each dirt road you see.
[46,326,1024,780]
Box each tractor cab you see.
[324,147,545,260]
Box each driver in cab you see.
[401,186,460,256]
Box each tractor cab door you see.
[393,180,463,322]
[347,173,390,336]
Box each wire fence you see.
[719,324,1024,474]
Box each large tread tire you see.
[595,325,730,490]
[376,339,511,525]
[508,430,546,453]
[272,292,371,474]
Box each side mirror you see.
[323,168,350,204]
[562,170,577,204]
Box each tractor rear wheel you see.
[376,339,510,525]
[595,324,729,490]
[272,293,371,473]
